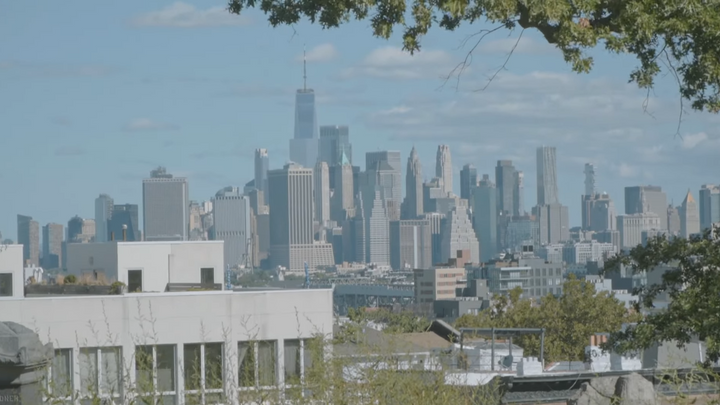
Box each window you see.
[135,344,176,404]
[284,340,301,385]
[79,347,122,403]
[183,343,224,404]
[128,269,143,292]
[49,348,73,398]
[200,268,214,285]
[0,273,12,296]
[238,341,276,388]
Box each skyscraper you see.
[365,189,390,265]
[680,190,700,238]
[536,146,559,206]
[699,184,720,231]
[535,204,570,244]
[330,151,354,222]
[363,156,402,221]
[365,150,402,215]
[318,125,352,166]
[109,204,140,241]
[314,161,331,224]
[460,164,478,202]
[472,174,497,262]
[402,147,424,219]
[254,148,269,200]
[269,163,334,271]
[289,49,318,167]
[17,215,39,266]
[142,166,189,241]
[212,186,252,268]
[495,160,516,215]
[67,216,86,243]
[584,163,596,196]
[42,223,63,269]
[440,205,480,264]
[390,219,432,270]
[94,194,113,242]
[435,145,453,196]
[513,171,524,217]
[625,186,668,230]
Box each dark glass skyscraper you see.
[109,204,140,241]
[319,125,352,166]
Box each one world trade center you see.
[289,48,318,168]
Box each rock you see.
[568,373,657,405]
[614,373,657,405]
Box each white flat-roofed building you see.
[0,241,334,404]
[0,244,25,298]
[66,241,225,292]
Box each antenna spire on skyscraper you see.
[303,43,307,91]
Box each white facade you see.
[0,244,25,298]
[2,289,333,404]
[66,241,225,292]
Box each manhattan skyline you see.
[1,1,719,239]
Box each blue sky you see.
[1,1,719,240]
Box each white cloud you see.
[340,46,455,80]
[132,2,250,28]
[681,132,708,149]
[123,118,178,132]
[297,44,338,63]
[478,36,558,55]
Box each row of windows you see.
[49,339,317,404]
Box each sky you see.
[1,1,719,241]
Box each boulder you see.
[568,372,657,405]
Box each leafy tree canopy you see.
[228,0,720,113]
[604,229,720,366]
[456,275,639,362]
[335,307,432,343]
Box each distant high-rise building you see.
[268,163,333,271]
[680,190,700,238]
[699,184,720,231]
[625,186,668,230]
[390,219,432,270]
[319,125,352,166]
[212,186,252,269]
[94,194,114,242]
[495,160,516,215]
[440,205,479,264]
[42,223,63,269]
[584,163,596,197]
[109,204,140,241]
[365,189,390,265]
[582,193,616,232]
[472,174,497,262]
[422,177,445,214]
[618,212,662,249]
[289,51,318,167]
[330,152,354,222]
[535,203,570,245]
[667,205,681,236]
[365,151,402,218]
[513,171,524,217]
[402,147,424,219]
[254,148,269,199]
[67,216,88,243]
[435,145,453,196]
[142,167,189,241]
[536,146,559,206]
[460,164,478,202]
[362,159,402,221]
[314,161,331,224]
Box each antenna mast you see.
[303,44,307,91]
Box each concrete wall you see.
[67,241,224,292]
[0,245,24,298]
[2,288,333,401]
